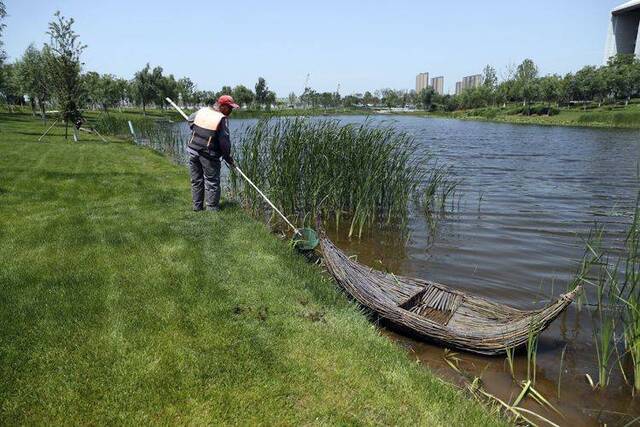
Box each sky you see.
[2,0,629,96]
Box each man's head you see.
[217,95,239,116]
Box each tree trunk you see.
[65,120,69,140]
[142,101,146,116]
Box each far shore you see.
[5,102,640,131]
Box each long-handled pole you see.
[165,97,300,235]
[232,166,299,233]
[38,119,58,141]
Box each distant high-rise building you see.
[604,0,640,62]
[462,74,483,91]
[431,76,444,95]
[415,72,429,92]
[455,81,463,95]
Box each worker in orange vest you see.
[186,95,239,211]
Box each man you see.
[187,95,239,211]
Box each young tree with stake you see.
[44,11,86,140]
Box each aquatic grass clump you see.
[92,114,157,137]
[622,197,640,392]
[137,122,186,163]
[572,194,640,394]
[231,117,428,237]
[95,115,186,163]
[526,322,539,385]
[421,163,461,214]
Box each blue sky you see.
[3,0,627,96]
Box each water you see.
[179,116,640,425]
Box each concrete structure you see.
[455,81,463,95]
[415,72,429,93]
[604,0,640,62]
[431,76,444,95]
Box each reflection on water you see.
[180,116,640,425]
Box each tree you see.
[319,92,333,108]
[560,73,578,105]
[363,91,376,106]
[83,73,121,113]
[44,11,86,139]
[539,74,562,109]
[216,85,233,98]
[607,54,637,105]
[0,63,22,110]
[264,90,276,110]
[82,71,101,108]
[0,0,7,108]
[114,77,130,109]
[155,72,177,109]
[232,85,255,108]
[15,44,50,118]
[342,94,361,108]
[132,63,157,115]
[380,88,400,108]
[418,87,435,110]
[573,65,602,108]
[287,91,297,107]
[592,67,610,107]
[515,58,539,109]
[0,1,6,67]
[177,77,195,106]
[255,77,268,106]
[482,65,498,106]
[482,65,498,89]
[299,87,317,108]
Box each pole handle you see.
[234,166,299,234]
[166,97,190,121]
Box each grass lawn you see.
[0,112,504,425]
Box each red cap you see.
[218,95,240,109]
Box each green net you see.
[294,227,319,251]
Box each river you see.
[181,115,640,425]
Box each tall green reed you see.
[622,196,640,392]
[526,322,539,385]
[231,117,432,237]
[94,114,186,163]
[572,194,640,393]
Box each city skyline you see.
[2,0,630,95]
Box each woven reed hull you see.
[320,237,580,356]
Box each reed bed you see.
[92,114,157,138]
[571,194,640,394]
[230,117,433,237]
[95,114,186,163]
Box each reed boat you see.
[319,232,581,356]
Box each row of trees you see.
[449,56,640,111]
[2,42,280,116]
[0,8,279,124]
